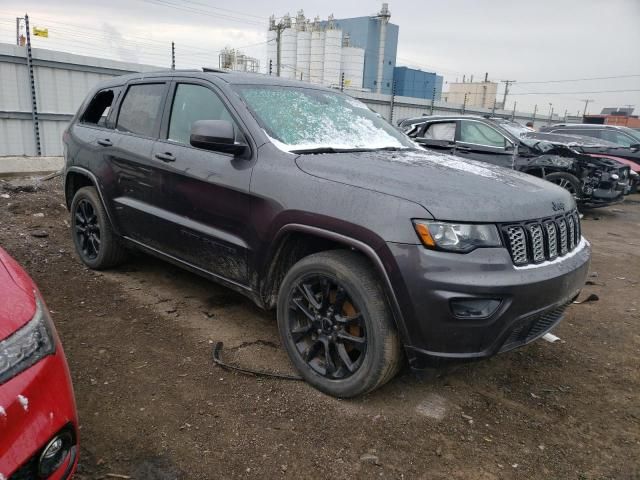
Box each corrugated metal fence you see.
[0,41,570,157]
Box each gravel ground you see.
[1,177,639,480]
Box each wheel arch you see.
[64,167,119,234]
[260,224,410,344]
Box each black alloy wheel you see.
[287,275,367,379]
[74,199,101,260]
[545,172,581,199]
[70,186,127,269]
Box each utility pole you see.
[24,14,41,156]
[491,99,497,115]
[462,93,468,115]
[500,80,516,109]
[430,87,436,115]
[581,98,593,117]
[511,101,517,120]
[340,72,345,92]
[548,103,554,126]
[532,104,537,124]
[171,41,175,70]
[563,109,568,122]
[389,79,396,124]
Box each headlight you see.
[0,297,56,385]
[413,221,502,252]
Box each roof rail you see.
[202,67,229,73]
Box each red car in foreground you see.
[0,247,78,479]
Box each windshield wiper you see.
[290,147,384,154]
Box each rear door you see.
[455,119,514,168]
[106,81,169,244]
[148,80,255,285]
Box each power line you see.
[515,74,640,84]
[136,0,267,26]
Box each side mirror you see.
[190,120,247,155]
[630,143,640,151]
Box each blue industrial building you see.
[393,67,443,100]
[322,15,399,95]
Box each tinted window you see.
[554,128,600,140]
[82,88,118,127]
[600,129,635,147]
[423,122,455,141]
[459,120,506,148]
[168,84,236,145]
[117,83,165,137]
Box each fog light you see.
[450,298,501,319]
[39,431,72,477]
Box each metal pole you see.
[563,109,568,122]
[24,14,41,156]
[511,101,516,120]
[581,99,593,117]
[269,59,272,76]
[16,17,20,45]
[461,93,467,114]
[491,99,496,115]
[340,72,344,92]
[532,104,537,123]
[430,87,435,115]
[276,24,282,76]
[501,80,516,109]
[389,80,396,124]
[171,41,175,70]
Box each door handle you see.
[155,152,176,162]
[97,139,112,147]
[456,145,471,152]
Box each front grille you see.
[501,210,581,266]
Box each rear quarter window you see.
[81,88,120,127]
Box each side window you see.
[116,83,166,138]
[168,83,237,146]
[459,121,506,148]
[423,122,456,141]
[559,128,599,139]
[600,129,634,147]
[81,88,119,127]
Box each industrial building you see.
[218,47,260,73]
[266,4,398,93]
[393,67,442,100]
[444,77,498,109]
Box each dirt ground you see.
[1,177,638,480]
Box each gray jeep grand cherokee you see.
[63,71,591,397]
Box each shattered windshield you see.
[233,85,414,152]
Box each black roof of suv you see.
[63,70,591,397]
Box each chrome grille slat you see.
[557,218,568,255]
[507,226,528,265]
[545,222,558,259]
[529,224,545,263]
[503,210,580,266]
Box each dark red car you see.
[0,247,78,479]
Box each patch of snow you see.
[543,333,561,343]
[514,238,589,270]
[17,395,29,412]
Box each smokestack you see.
[375,3,391,94]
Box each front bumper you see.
[0,344,79,479]
[385,238,591,369]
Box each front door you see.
[148,81,255,285]
[455,119,514,168]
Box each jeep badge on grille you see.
[552,201,565,212]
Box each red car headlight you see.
[0,296,56,385]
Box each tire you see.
[545,172,581,199]
[70,186,127,269]
[277,250,402,398]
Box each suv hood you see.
[0,248,36,340]
[296,149,574,222]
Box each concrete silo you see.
[309,17,325,85]
[295,11,311,82]
[280,14,298,79]
[322,15,342,87]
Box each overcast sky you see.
[1,0,639,116]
